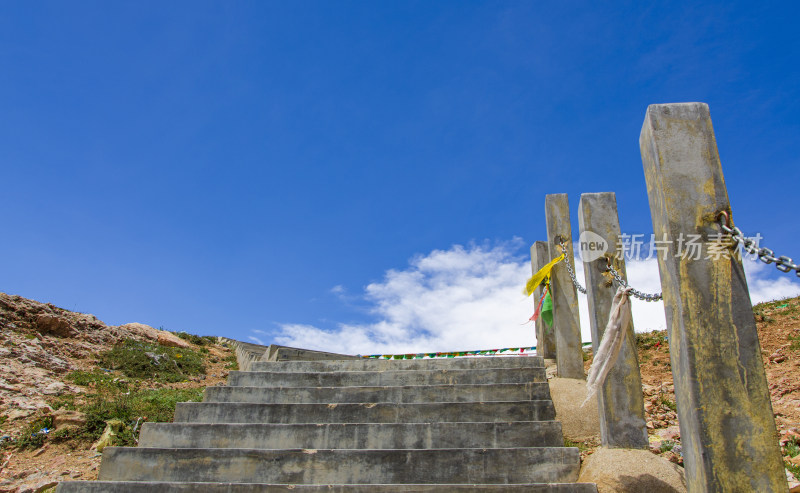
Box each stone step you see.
[267,345,362,362]
[204,382,551,404]
[57,481,599,492]
[138,421,563,449]
[227,367,546,388]
[174,400,555,424]
[248,356,544,373]
[94,447,581,484]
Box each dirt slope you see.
[0,293,235,493]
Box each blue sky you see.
[1,2,799,353]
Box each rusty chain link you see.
[718,211,800,278]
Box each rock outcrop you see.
[0,293,196,422]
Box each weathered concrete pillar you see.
[640,103,786,492]
[578,192,648,449]
[544,194,584,379]
[530,241,556,359]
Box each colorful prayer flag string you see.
[361,346,538,359]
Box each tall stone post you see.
[578,192,648,449]
[640,103,786,491]
[544,194,585,379]
[530,241,556,359]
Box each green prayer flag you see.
[542,291,554,330]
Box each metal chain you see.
[718,212,800,278]
[605,262,663,302]
[558,239,662,301]
[558,239,587,294]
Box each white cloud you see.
[742,256,800,304]
[248,335,265,345]
[274,240,536,355]
[267,241,800,355]
[247,329,269,346]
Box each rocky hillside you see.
[0,293,236,493]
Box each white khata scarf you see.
[582,286,633,407]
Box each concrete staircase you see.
[57,356,597,492]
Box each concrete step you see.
[204,382,551,404]
[227,367,546,388]
[249,356,544,373]
[56,338,596,493]
[138,421,563,449]
[174,400,555,424]
[95,447,582,484]
[267,345,362,362]
[58,481,599,492]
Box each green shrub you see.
[13,416,53,450]
[224,354,239,370]
[755,311,775,323]
[82,387,204,444]
[657,395,677,411]
[564,438,590,452]
[636,330,668,350]
[66,370,118,387]
[173,331,217,347]
[785,437,799,457]
[3,340,213,451]
[788,332,800,351]
[49,426,80,443]
[660,439,675,452]
[752,297,797,323]
[754,297,794,311]
[785,437,800,481]
[48,394,77,411]
[98,339,205,383]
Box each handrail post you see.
[640,103,785,491]
[578,192,648,449]
[530,241,557,359]
[545,193,585,379]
